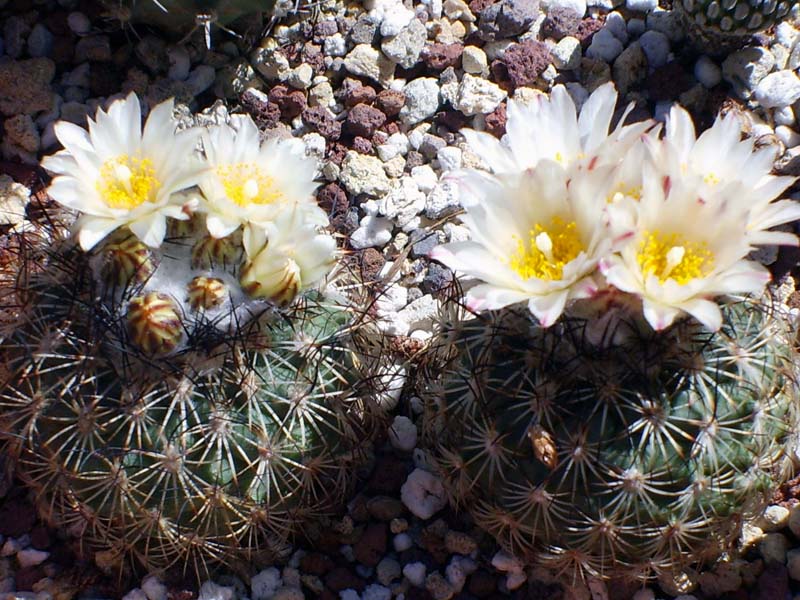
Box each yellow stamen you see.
[216,163,283,207]
[637,231,714,284]
[509,217,583,281]
[607,183,642,203]
[703,172,720,185]
[97,156,159,209]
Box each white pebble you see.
[351,215,394,249]
[777,124,800,147]
[141,575,168,600]
[454,73,507,116]
[462,46,488,74]
[411,165,438,193]
[546,0,587,17]
[403,562,427,587]
[626,0,657,11]
[198,582,234,600]
[586,28,624,62]
[755,70,800,108]
[251,567,282,600]
[604,12,628,44]
[639,30,670,69]
[394,532,413,552]
[339,590,360,600]
[552,37,581,70]
[436,146,462,171]
[389,415,418,451]
[758,505,791,532]
[324,33,347,57]
[446,556,477,593]
[400,78,442,125]
[400,468,447,520]
[122,590,148,600]
[17,548,49,568]
[362,583,391,600]
[774,106,796,127]
[67,12,91,34]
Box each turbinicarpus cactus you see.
[423,82,800,587]
[423,293,798,584]
[0,94,397,576]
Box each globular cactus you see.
[675,0,798,54]
[422,291,799,585]
[0,207,393,577]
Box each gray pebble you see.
[27,24,53,58]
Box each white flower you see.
[460,83,651,176]
[240,208,336,306]
[600,169,774,332]
[654,105,800,246]
[198,116,327,238]
[431,162,616,327]
[41,93,206,250]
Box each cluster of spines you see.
[423,293,798,584]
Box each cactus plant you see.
[422,290,799,584]
[674,0,798,54]
[0,195,393,577]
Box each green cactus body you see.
[0,213,391,576]
[423,295,799,583]
[675,0,797,53]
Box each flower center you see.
[97,156,159,209]
[637,231,714,284]
[216,163,283,207]
[703,172,720,185]
[509,217,583,281]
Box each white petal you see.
[461,129,517,173]
[528,290,570,327]
[465,284,531,312]
[578,82,616,154]
[128,212,167,248]
[642,299,682,331]
[679,298,723,331]
[206,213,241,239]
[77,216,121,250]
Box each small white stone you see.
[339,590,360,600]
[437,146,463,171]
[17,548,49,568]
[552,37,581,70]
[324,33,347,56]
[626,0,657,11]
[400,78,442,125]
[775,106,796,127]
[381,18,427,69]
[411,165,439,193]
[340,152,391,197]
[122,590,148,600]
[401,468,447,519]
[462,46,488,74]
[198,581,234,600]
[351,215,394,249]
[755,70,800,108]
[759,532,790,564]
[426,180,461,218]
[586,28,624,62]
[389,415,418,451]
[403,562,427,586]
[446,556,477,593]
[287,63,314,90]
[344,44,395,85]
[397,294,439,331]
[544,0,587,17]
[376,557,402,586]
[141,575,168,600]
[251,567,282,600]
[776,22,800,48]
[694,55,722,88]
[632,590,655,600]
[645,8,685,41]
[639,30,670,69]
[379,2,416,36]
[394,532,413,552]
[362,583,392,600]
[454,73,507,116]
[757,504,791,532]
[506,572,528,590]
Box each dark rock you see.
[485,102,507,137]
[89,62,121,97]
[647,61,692,101]
[268,85,307,118]
[422,43,464,70]
[325,566,367,592]
[241,90,282,130]
[405,150,425,170]
[350,14,378,45]
[502,40,551,88]
[366,495,405,521]
[419,134,446,159]
[346,103,386,138]
[421,262,454,294]
[360,247,385,281]
[753,562,789,600]
[313,19,339,42]
[300,552,335,576]
[540,6,581,40]
[411,230,439,258]
[15,565,46,591]
[353,523,387,567]
[366,455,410,494]
[29,525,52,550]
[352,136,374,154]
[0,498,36,537]
[376,89,406,117]
[467,570,498,597]
[303,106,342,140]
[575,17,604,48]
[302,43,325,74]
[469,0,498,13]
[344,84,377,108]
[479,0,540,40]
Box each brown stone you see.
[352,523,387,567]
